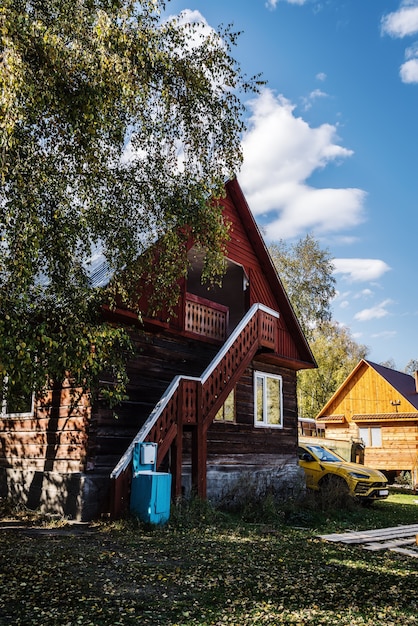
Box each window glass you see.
[359,427,369,447]
[370,427,382,447]
[266,376,281,425]
[1,379,33,416]
[254,372,283,428]
[359,426,382,448]
[256,376,264,423]
[215,388,235,422]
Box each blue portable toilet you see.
[130,442,172,525]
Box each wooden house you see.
[0,178,316,520]
[316,359,418,485]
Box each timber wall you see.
[0,384,90,474]
[362,422,418,471]
[0,383,96,519]
[88,328,220,474]
[319,362,418,477]
[181,357,304,503]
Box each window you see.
[254,372,283,428]
[215,389,235,422]
[1,378,33,417]
[359,426,382,447]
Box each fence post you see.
[191,382,207,498]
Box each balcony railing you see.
[184,292,229,342]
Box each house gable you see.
[317,360,418,422]
[224,178,314,369]
[114,177,315,370]
[176,178,315,370]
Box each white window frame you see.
[254,371,283,429]
[359,426,382,448]
[1,377,34,418]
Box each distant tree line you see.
[270,236,418,417]
[269,235,368,418]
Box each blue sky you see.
[165,0,418,371]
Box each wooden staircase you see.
[109,303,280,517]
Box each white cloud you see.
[333,258,391,282]
[381,3,418,82]
[400,58,418,81]
[302,88,328,111]
[316,72,327,82]
[381,3,418,38]
[167,9,221,54]
[239,89,366,239]
[371,330,397,339]
[354,299,394,322]
[405,41,418,58]
[400,44,418,82]
[264,187,365,239]
[354,288,374,299]
[266,0,307,8]
[309,88,328,100]
[333,235,360,245]
[335,290,352,300]
[174,8,208,26]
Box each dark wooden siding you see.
[89,328,299,475]
[221,195,302,363]
[206,359,298,464]
[88,328,219,472]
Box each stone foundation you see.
[182,460,306,508]
[0,468,110,521]
[1,460,306,520]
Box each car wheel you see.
[360,498,374,508]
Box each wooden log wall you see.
[203,358,298,465]
[0,383,90,473]
[362,421,418,471]
[1,330,300,480]
[88,327,219,473]
[320,421,418,472]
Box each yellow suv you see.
[298,442,389,502]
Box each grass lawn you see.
[0,493,417,626]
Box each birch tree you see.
[0,0,260,405]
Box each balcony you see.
[184,292,229,342]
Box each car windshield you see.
[305,445,342,462]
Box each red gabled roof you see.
[225,177,315,369]
[102,176,315,369]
